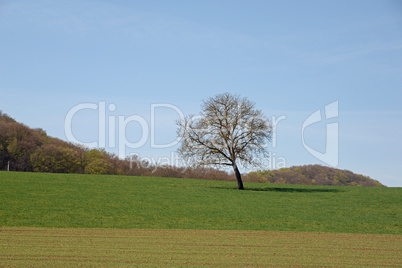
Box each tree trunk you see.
[233,163,244,190]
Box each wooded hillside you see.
[0,111,232,180]
[245,165,384,187]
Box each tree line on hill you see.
[0,111,384,186]
[245,165,384,187]
[0,111,233,180]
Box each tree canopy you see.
[177,93,272,189]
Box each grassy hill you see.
[0,171,400,234]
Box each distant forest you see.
[245,166,384,187]
[0,111,384,187]
[0,111,233,180]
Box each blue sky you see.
[0,0,401,186]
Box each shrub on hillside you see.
[85,158,115,175]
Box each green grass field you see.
[0,171,400,234]
[0,171,401,267]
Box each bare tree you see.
[177,93,272,189]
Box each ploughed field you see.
[0,171,401,266]
[1,227,400,267]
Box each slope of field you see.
[1,227,400,267]
[0,171,400,234]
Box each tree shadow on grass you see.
[209,186,344,193]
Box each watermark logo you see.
[301,101,339,167]
[64,101,184,158]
